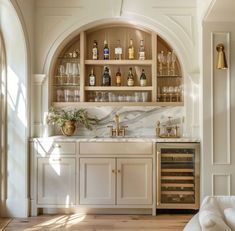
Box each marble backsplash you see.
[50,106,184,137]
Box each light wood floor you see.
[0,214,192,231]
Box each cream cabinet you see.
[80,157,152,205]
[31,139,155,215]
[37,157,76,205]
[117,158,152,205]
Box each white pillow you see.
[199,210,232,231]
[224,208,235,231]
[199,197,232,231]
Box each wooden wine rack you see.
[156,143,200,209]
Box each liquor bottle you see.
[127,67,134,86]
[128,39,134,60]
[138,40,145,60]
[103,40,109,60]
[102,66,111,86]
[89,68,96,86]
[92,40,98,60]
[140,69,147,86]
[116,67,122,86]
[115,40,122,60]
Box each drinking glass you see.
[171,51,177,75]
[56,89,64,102]
[57,65,65,85]
[64,89,74,102]
[157,51,165,75]
[142,92,148,102]
[74,89,80,102]
[162,86,168,102]
[166,52,172,75]
[65,62,73,84]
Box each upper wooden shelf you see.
[84,86,153,91]
[84,60,153,65]
[52,102,184,107]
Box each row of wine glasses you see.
[88,91,149,102]
[56,89,80,102]
[57,63,80,85]
[158,50,177,76]
[157,85,183,102]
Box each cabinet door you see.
[37,157,76,205]
[80,158,115,205]
[117,158,152,205]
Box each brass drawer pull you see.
[53,144,61,148]
[51,158,61,162]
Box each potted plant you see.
[46,107,97,136]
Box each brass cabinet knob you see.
[118,170,121,173]
[112,169,115,173]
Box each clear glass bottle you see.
[140,69,147,86]
[116,67,122,86]
[89,68,96,86]
[103,40,109,60]
[92,40,98,60]
[138,40,145,60]
[127,67,134,86]
[115,40,122,60]
[102,66,111,86]
[128,39,134,60]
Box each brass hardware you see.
[118,169,121,173]
[216,43,228,69]
[107,114,128,137]
[53,144,61,148]
[112,169,116,173]
[51,158,61,161]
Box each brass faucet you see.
[108,114,128,137]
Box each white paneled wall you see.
[203,22,235,197]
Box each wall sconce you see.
[216,43,228,69]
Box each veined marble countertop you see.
[31,136,200,143]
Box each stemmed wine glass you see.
[158,51,165,75]
[171,51,177,75]
[57,65,65,85]
[166,52,172,76]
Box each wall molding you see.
[212,173,231,196]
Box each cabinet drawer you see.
[80,142,152,155]
[37,141,76,156]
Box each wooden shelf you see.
[161,191,194,195]
[84,86,153,91]
[157,75,182,78]
[52,101,184,107]
[85,60,153,65]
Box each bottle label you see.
[128,48,134,59]
[115,47,122,55]
[127,78,134,86]
[139,51,145,60]
[89,76,95,86]
[116,75,121,85]
[140,79,147,86]
[92,48,98,60]
[104,48,109,59]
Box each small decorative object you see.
[156,117,180,138]
[46,107,97,136]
